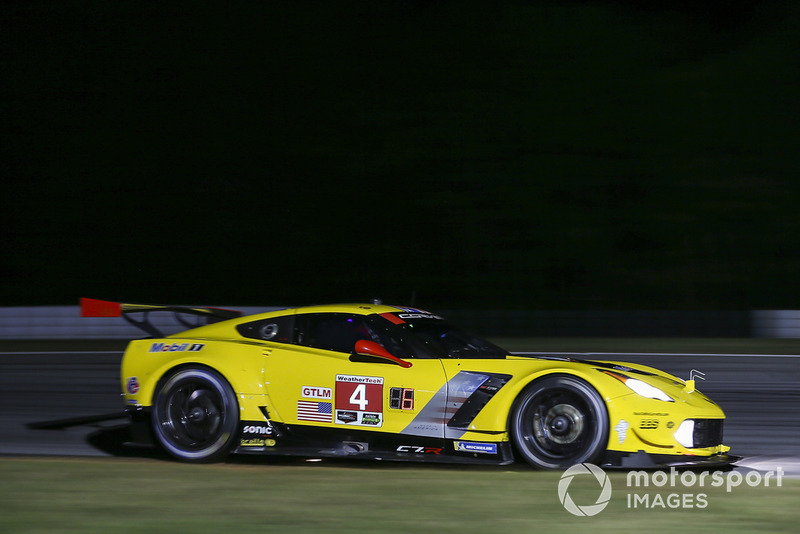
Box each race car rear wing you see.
[80,297,242,338]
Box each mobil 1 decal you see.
[335,374,383,427]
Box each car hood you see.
[508,354,716,406]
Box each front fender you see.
[441,360,634,438]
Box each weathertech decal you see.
[335,375,383,427]
[149,342,205,353]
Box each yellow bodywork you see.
[120,303,730,461]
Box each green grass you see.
[0,457,796,533]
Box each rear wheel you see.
[510,375,608,469]
[152,367,239,462]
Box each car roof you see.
[289,303,429,315]
[168,304,441,340]
[240,303,434,320]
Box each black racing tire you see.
[510,374,609,469]
[151,367,239,462]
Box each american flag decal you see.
[297,401,333,423]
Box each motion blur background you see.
[4,1,800,318]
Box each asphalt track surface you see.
[1,343,798,474]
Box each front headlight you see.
[675,419,695,448]
[623,378,674,402]
[599,370,674,402]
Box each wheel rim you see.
[154,370,236,459]
[534,402,584,445]
[522,388,595,460]
[162,385,224,448]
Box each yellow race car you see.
[83,298,735,469]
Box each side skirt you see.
[235,420,515,465]
[602,450,741,469]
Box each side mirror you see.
[353,340,412,368]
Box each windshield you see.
[367,313,509,359]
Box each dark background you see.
[4,1,800,311]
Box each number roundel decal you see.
[335,375,383,427]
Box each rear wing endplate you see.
[80,297,242,338]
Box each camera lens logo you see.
[558,463,613,516]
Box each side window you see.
[236,315,295,344]
[364,315,416,359]
[295,313,375,354]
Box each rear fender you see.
[121,338,267,416]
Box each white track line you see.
[736,456,800,478]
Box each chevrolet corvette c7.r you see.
[81,298,735,469]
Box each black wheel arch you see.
[151,362,235,404]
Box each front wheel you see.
[510,375,608,469]
[152,367,239,462]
